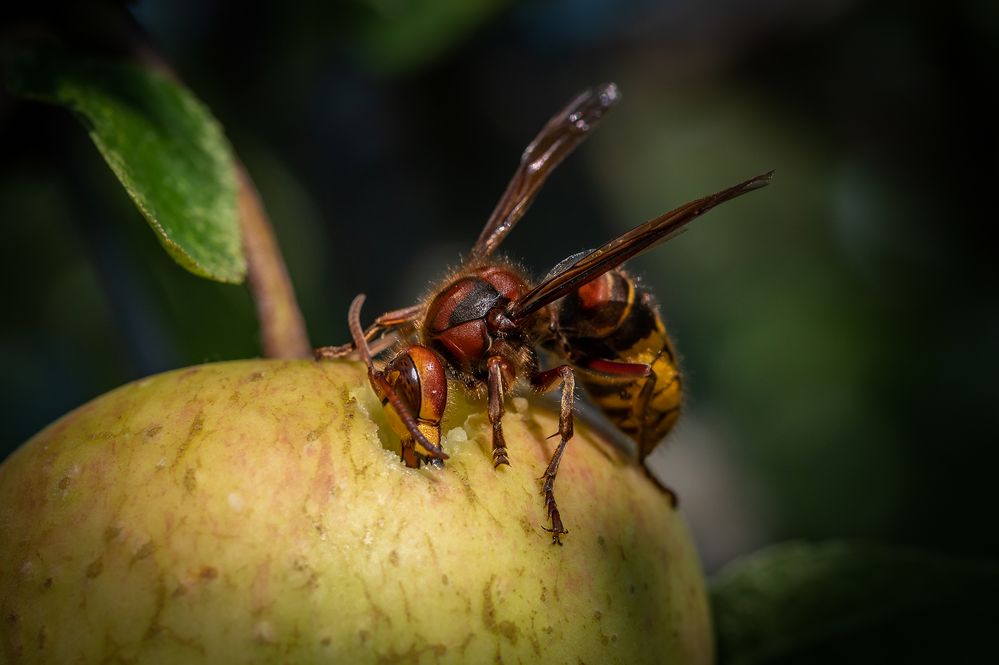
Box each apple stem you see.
[236,167,312,359]
[20,6,314,360]
[130,16,313,359]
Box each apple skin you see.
[0,359,712,664]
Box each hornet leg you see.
[532,365,576,545]
[486,355,512,467]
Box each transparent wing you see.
[508,171,775,321]
[467,83,621,263]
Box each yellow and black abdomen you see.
[554,269,682,461]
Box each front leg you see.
[315,303,423,360]
[314,342,355,360]
[531,365,576,545]
[486,356,511,467]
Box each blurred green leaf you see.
[354,0,509,74]
[712,541,999,665]
[6,49,245,283]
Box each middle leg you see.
[531,365,576,545]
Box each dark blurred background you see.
[1,0,997,573]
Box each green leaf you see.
[6,49,245,283]
[712,541,999,665]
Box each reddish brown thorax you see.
[423,266,532,376]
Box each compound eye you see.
[405,346,447,423]
[383,353,422,415]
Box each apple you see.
[0,359,712,664]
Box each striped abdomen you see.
[554,269,682,461]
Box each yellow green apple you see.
[0,359,712,664]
